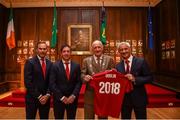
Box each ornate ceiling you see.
[0,0,161,8]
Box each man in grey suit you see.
[116,42,153,119]
[81,40,115,119]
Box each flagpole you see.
[148,1,154,50]
[100,1,107,45]
[50,0,57,48]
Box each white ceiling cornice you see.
[0,0,162,8]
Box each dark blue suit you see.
[116,56,153,119]
[24,56,52,119]
[50,60,82,119]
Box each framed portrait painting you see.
[67,24,92,55]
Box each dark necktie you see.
[125,59,133,91]
[125,60,130,73]
[97,57,101,66]
[41,58,46,79]
[65,63,70,80]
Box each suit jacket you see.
[24,56,52,99]
[49,60,82,103]
[81,55,115,105]
[116,56,153,107]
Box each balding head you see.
[92,40,103,48]
[91,40,103,57]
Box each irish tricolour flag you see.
[6,4,16,50]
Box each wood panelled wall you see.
[0,4,9,93]
[155,0,180,91]
[1,6,154,91]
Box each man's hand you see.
[125,73,135,82]
[83,75,93,82]
[67,95,76,104]
[39,95,50,105]
[62,96,69,104]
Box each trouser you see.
[25,96,50,119]
[121,98,147,119]
[53,100,77,119]
[84,104,108,119]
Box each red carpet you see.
[146,84,180,107]
[0,84,180,108]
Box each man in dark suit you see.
[24,41,52,119]
[116,42,153,119]
[50,44,82,119]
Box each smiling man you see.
[81,40,115,119]
[24,41,52,119]
[116,42,153,119]
[49,44,82,119]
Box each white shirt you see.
[37,55,46,66]
[93,55,103,64]
[124,55,133,72]
[62,59,71,73]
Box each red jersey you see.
[90,70,132,118]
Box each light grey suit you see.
[81,55,115,119]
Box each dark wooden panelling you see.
[106,7,154,67]
[106,7,147,42]
[177,0,180,72]
[38,8,53,41]
[156,0,178,73]
[0,4,7,55]
[59,8,79,46]
[5,8,37,73]
[81,8,100,40]
[0,4,9,93]
[0,4,7,88]
[107,8,119,39]
[0,5,6,70]
[15,8,37,40]
[0,4,7,84]
[156,0,179,73]
[119,8,144,40]
[3,8,37,86]
[155,0,180,91]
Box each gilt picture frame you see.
[67,24,92,55]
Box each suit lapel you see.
[101,55,107,71]
[45,59,51,80]
[69,61,75,80]
[119,60,126,74]
[35,56,44,79]
[100,55,104,69]
[91,56,102,73]
[130,56,136,73]
[59,60,68,80]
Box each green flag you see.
[100,6,106,45]
[50,0,57,48]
